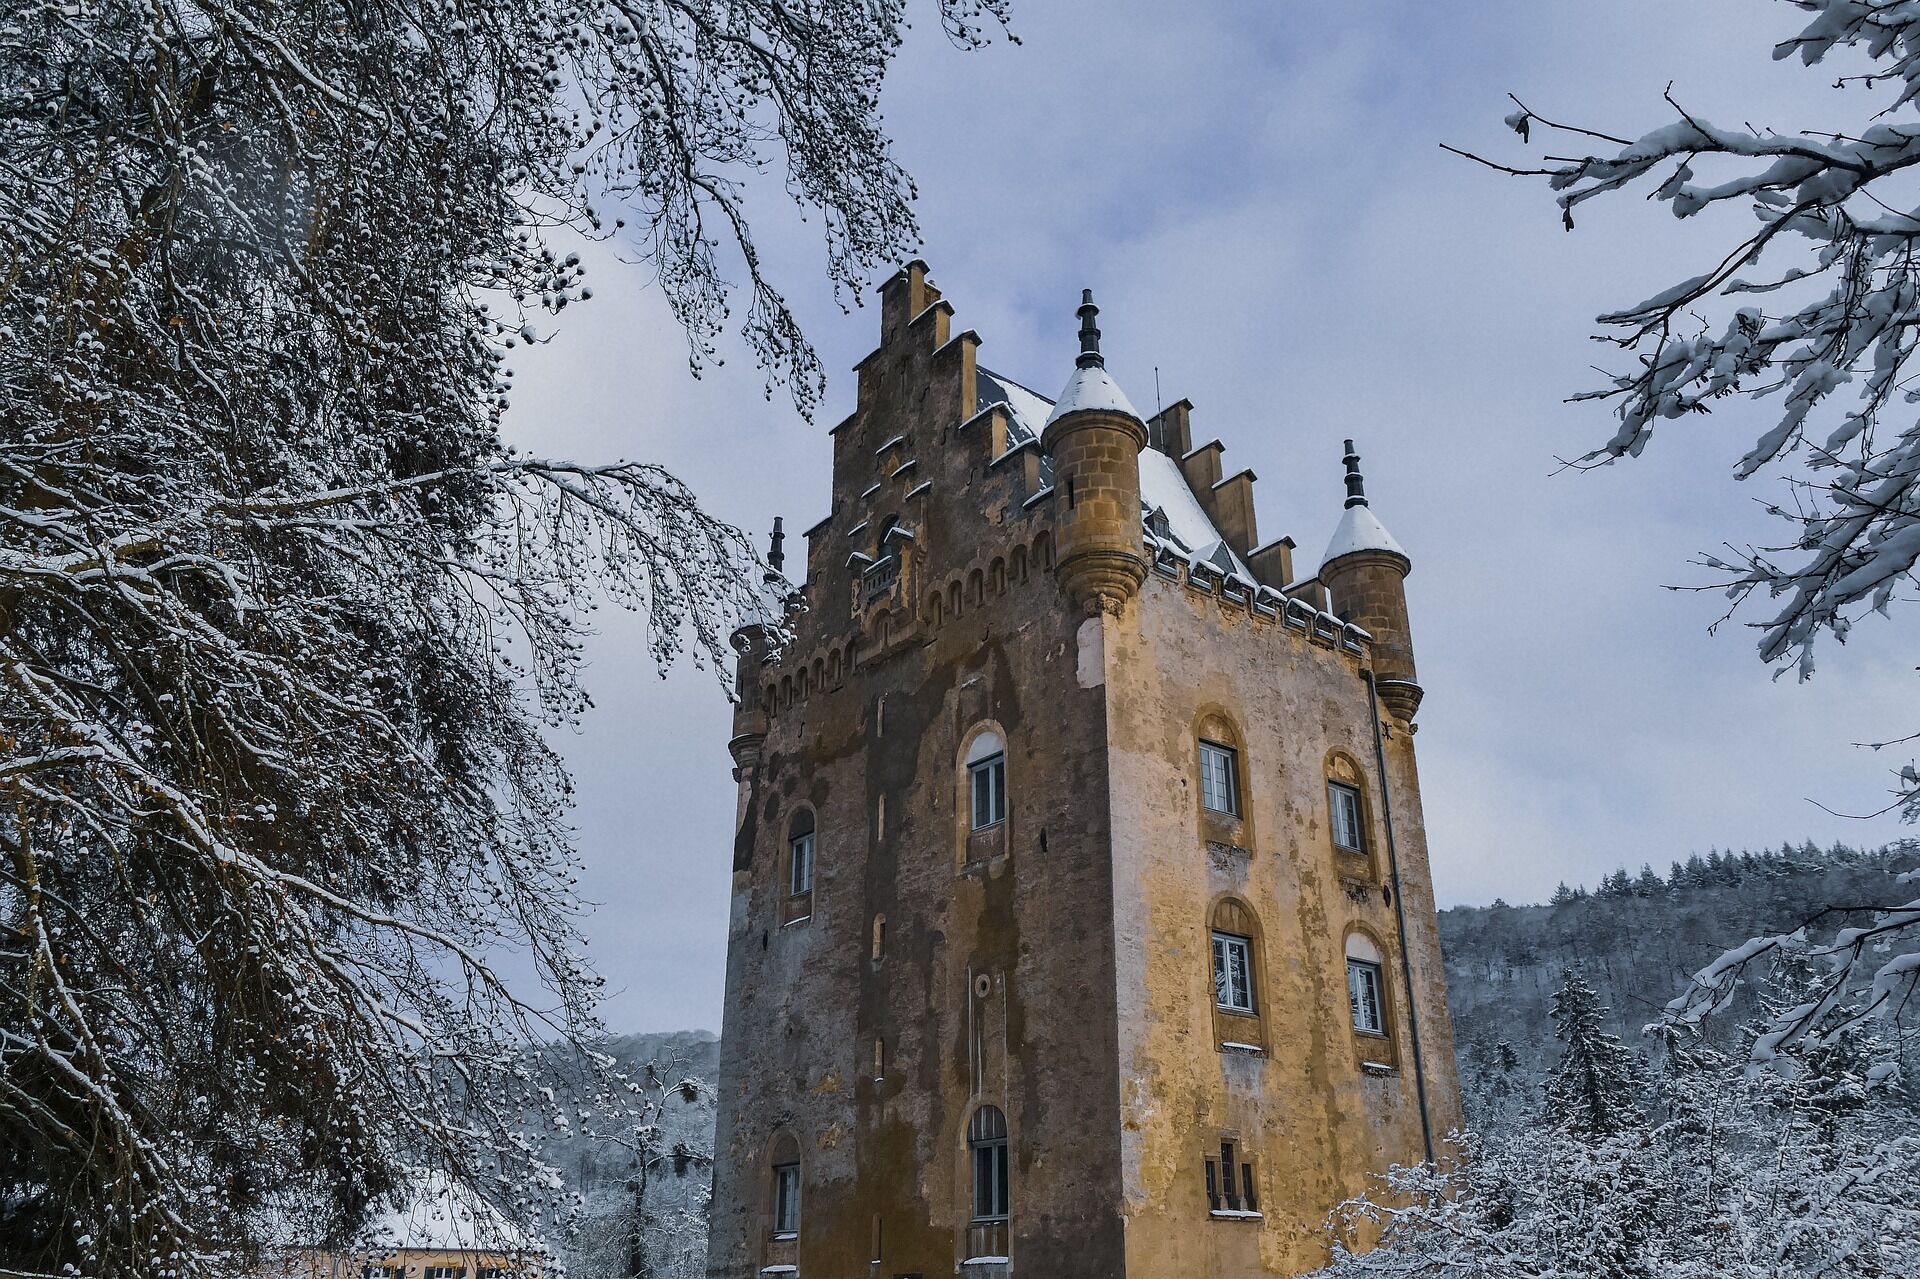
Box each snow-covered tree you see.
[0,1,1011,1274]
[1317,964,1920,1278]
[1466,2,1920,747]
[1462,0,1920,1127]
[1546,968,1643,1136]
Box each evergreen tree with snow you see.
[1545,968,1642,1137]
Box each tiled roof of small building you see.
[354,1168,540,1252]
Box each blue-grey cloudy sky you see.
[512,1,1913,1032]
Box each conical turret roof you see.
[1318,438,1408,570]
[1042,288,1141,426]
[1320,502,1406,568]
[1045,363,1139,425]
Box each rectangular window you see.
[773,1161,801,1236]
[1199,741,1239,816]
[970,754,1006,830]
[972,1139,1009,1221]
[1212,931,1254,1014]
[1348,959,1385,1034]
[1206,1141,1260,1216]
[424,1269,465,1279]
[789,831,814,897]
[1329,781,1364,852]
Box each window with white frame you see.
[1212,930,1255,1014]
[1328,780,1364,852]
[787,810,815,898]
[969,1105,1010,1222]
[424,1268,465,1279]
[1348,958,1385,1035]
[966,730,1006,830]
[1199,740,1239,817]
[772,1159,801,1236]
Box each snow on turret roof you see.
[1043,363,1140,426]
[978,367,1251,583]
[1320,502,1407,569]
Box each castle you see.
[708,262,1460,1278]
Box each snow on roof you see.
[1320,502,1407,569]
[353,1169,540,1254]
[976,367,1053,451]
[1139,447,1254,582]
[980,366,1251,584]
[1043,363,1140,426]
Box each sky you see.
[510,1,1916,1033]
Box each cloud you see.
[508,0,1915,1031]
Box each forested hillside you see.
[1439,838,1920,1124]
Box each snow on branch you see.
[1456,1,1920,819]
[1,0,987,1270]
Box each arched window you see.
[1212,927,1255,1014]
[1328,752,1374,852]
[968,1105,1009,1223]
[770,1133,802,1238]
[1208,898,1266,1051]
[1346,932,1387,1037]
[1197,714,1242,818]
[1012,545,1029,583]
[966,730,1006,830]
[787,810,816,899]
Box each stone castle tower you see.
[709,262,1461,1279]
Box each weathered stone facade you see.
[708,262,1461,1279]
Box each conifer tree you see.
[1545,968,1643,1137]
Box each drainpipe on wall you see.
[1363,669,1436,1165]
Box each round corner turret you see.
[1319,440,1421,722]
[1038,290,1149,614]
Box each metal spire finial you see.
[1342,439,1368,509]
[766,515,786,581]
[1075,288,1104,370]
